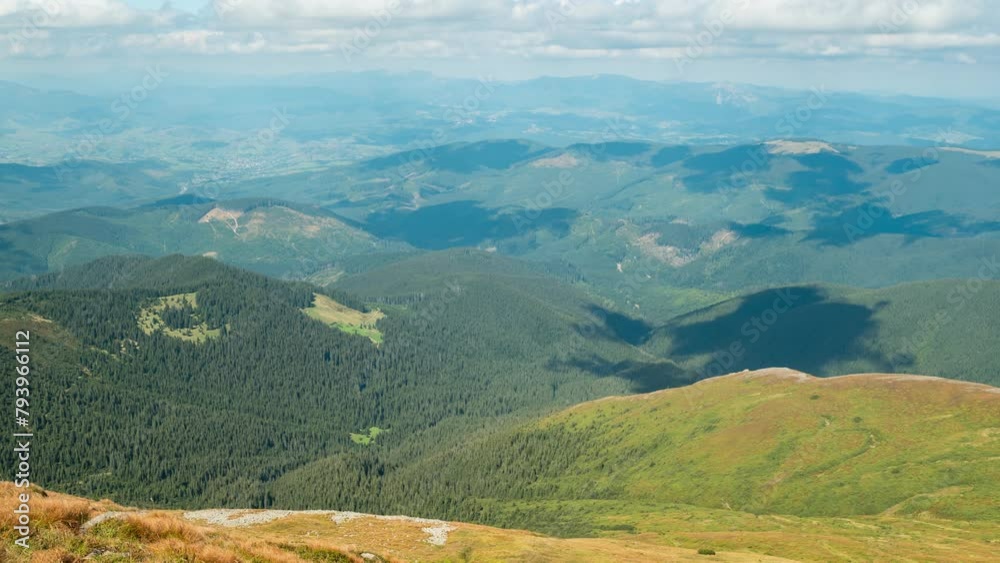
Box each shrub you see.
[698,548,716,555]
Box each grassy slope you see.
[526,369,999,520]
[367,369,1000,560]
[465,498,1000,562]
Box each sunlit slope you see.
[406,369,999,522]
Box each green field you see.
[302,293,385,344]
[350,426,387,445]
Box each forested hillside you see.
[0,254,678,508]
[643,281,1000,385]
[339,251,1000,386]
[0,198,412,282]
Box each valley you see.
[2,60,999,562]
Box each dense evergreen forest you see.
[0,254,679,509]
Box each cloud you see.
[0,0,17,18]
[1,0,139,28]
[720,0,984,32]
[0,0,997,72]
[955,52,977,64]
[211,0,504,27]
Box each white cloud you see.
[0,0,18,18]
[212,0,504,27]
[121,29,221,50]
[0,0,998,72]
[6,0,138,27]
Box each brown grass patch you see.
[124,512,206,543]
[151,538,240,562]
[0,486,93,533]
[238,542,304,563]
[26,547,79,563]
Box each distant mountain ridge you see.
[0,197,411,282]
[7,139,1000,311]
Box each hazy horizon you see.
[2,0,999,100]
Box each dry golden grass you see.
[0,484,96,532]
[27,547,78,563]
[235,542,304,563]
[0,484,376,563]
[2,484,790,563]
[123,513,206,543]
[149,538,240,562]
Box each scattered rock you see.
[331,511,364,524]
[179,507,458,545]
[82,511,142,531]
[422,523,456,546]
[184,509,297,527]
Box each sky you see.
[1,0,998,99]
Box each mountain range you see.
[2,74,999,562]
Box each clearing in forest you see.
[302,293,385,344]
[350,426,387,445]
[138,292,221,343]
